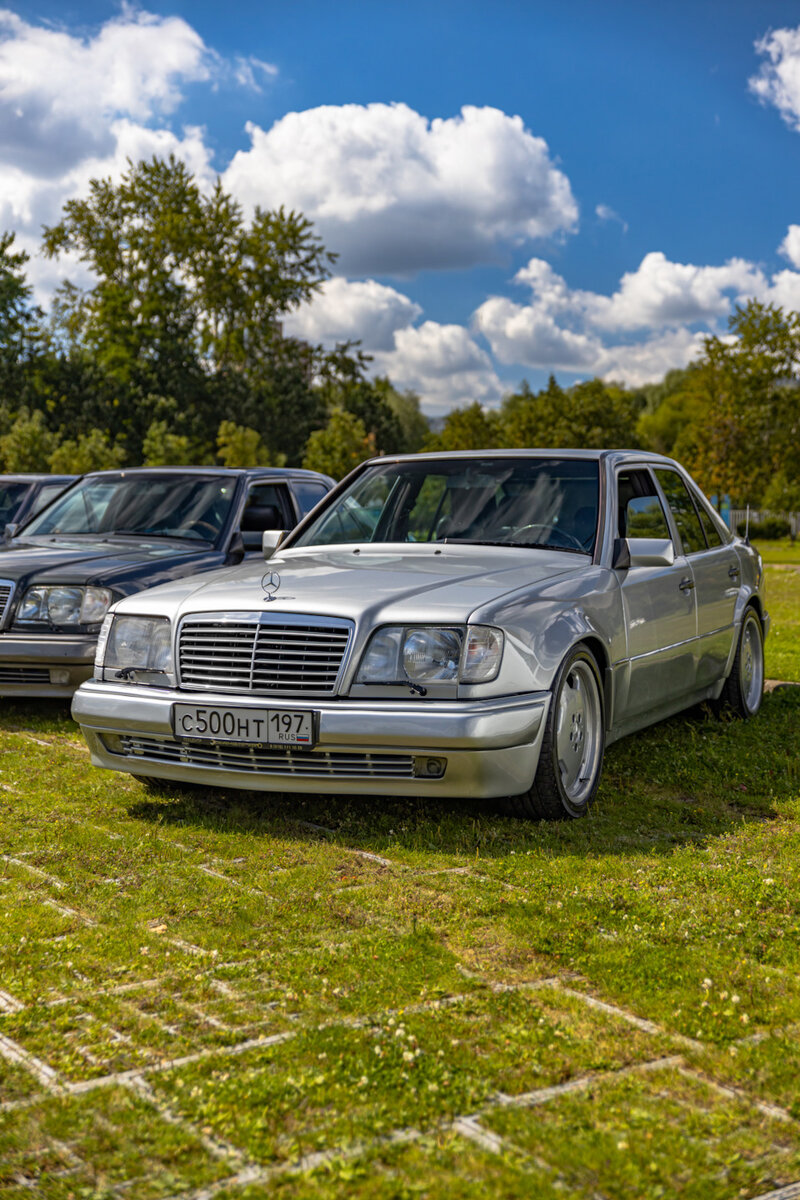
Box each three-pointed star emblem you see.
[261,571,281,602]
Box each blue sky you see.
[4,1,800,411]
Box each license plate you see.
[173,704,315,747]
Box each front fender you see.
[462,568,623,700]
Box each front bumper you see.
[0,632,96,698]
[71,681,550,799]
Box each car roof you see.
[0,473,77,483]
[76,466,332,481]
[362,448,679,468]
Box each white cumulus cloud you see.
[595,329,707,388]
[0,7,212,176]
[223,103,578,275]
[283,277,421,352]
[473,248,800,387]
[749,25,800,130]
[780,223,800,268]
[586,251,764,331]
[372,321,503,413]
[0,8,277,305]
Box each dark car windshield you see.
[0,482,29,526]
[294,457,600,554]
[22,474,237,544]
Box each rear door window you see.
[293,480,330,516]
[654,469,707,555]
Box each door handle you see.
[679,577,695,592]
[728,565,740,578]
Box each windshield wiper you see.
[107,530,210,543]
[442,538,587,555]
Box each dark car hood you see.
[0,536,223,595]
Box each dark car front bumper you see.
[0,632,96,697]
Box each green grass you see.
[756,537,800,566]
[1,575,800,1197]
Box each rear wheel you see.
[716,606,764,718]
[505,645,605,820]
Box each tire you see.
[505,644,605,820]
[716,606,764,719]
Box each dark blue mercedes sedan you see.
[0,466,333,697]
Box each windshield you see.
[23,474,236,544]
[295,458,600,554]
[0,482,29,525]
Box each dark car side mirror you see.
[3,523,18,544]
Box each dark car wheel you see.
[716,606,764,719]
[505,644,605,820]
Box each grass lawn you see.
[757,538,800,566]
[1,568,799,1198]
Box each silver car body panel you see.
[71,450,768,798]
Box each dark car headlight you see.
[355,625,504,686]
[16,586,114,626]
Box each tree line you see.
[1,155,798,508]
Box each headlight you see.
[402,628,462,683]
[461,627,504,683]
[99,615,173,681]
[355,625,503,687]
[16,586,114,626]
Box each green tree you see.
[0,233,45,421]
[376,378,429,452]
[498,375,641,449]
[302,408,374,479]
[216,420,284,468]
[0,409,57,471]
[636,385,704,457]
[424,401,500,451]
[40,156,336,462]
[141,420,196,466]
[49,428,127,474]
[681,301,800,504]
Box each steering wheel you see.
[185,521,218,539]
[511,523,585,551]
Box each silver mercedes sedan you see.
[71,450,767,820]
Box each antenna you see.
[744,504,750,545]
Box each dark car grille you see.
[0,581,13,628]
[0,666,50,685]
[178,614,353,697]
[111,734,414,779]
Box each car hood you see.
[0,536,217,593]
[116,542,588,625]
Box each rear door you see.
[654,467,739,688]
[616,466,698,718]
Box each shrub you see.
[736,517,791,540]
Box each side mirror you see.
[626,537,675,567]
[263,529,288,559]
[3,523,18,544]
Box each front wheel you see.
[716,606,764,718]
[505,645,605,820]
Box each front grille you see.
[0,667,50,685]
[111,734,415,779]
[178,613,352,697]
[0,580,14,628]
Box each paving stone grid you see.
[2,799,800,1198]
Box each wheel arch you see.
[571,634,611,728]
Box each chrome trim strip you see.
[0,579,15,629]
